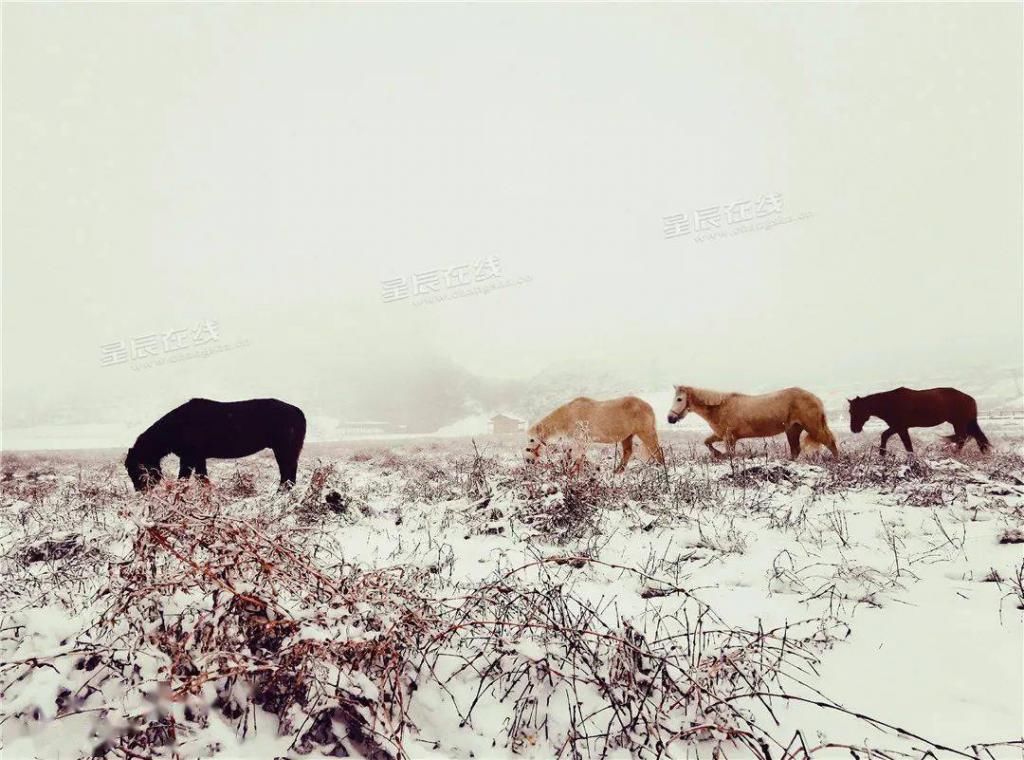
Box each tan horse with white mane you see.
[525,396,665,473]
[667,385,838,459]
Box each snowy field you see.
[1,429,1023,759]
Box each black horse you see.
[125,398,306,491]
[849,387,990,454]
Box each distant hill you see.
[2,357,1020,450]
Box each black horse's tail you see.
[967,419,991,452]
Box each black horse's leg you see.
[968,420,991,453]
[897,429,914,453]
[879,428,895,454]
[178,459,195,479]
[274,446,299,490]
[194,459,209,483]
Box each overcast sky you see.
[3,3,1022,430]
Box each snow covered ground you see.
[1,431,1022,759]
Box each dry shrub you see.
[898,479,968,508]
[982,568,1003,583]
[618,459,672,504]
[495,450,682,541]
[434,556,840,758]
[453,442,499,502]
[662,465,726,515]
[19,534,87,564]
[977,446,1024,487]
[315,484,371,523]
[816,448,934,493]
[5,446,1018,759]
[81,502,440,758]
[398,459,462,504]
[349,448,378,463]
[1005,560,1024,612]
[1,477,983,760]
[509,459,612,544]
[999,527,1024,544]
[226,467,260,499]
[371,449,409,472]
[0,473,61,505]
[722,462,800,487]
[293,460,337,522]
[2,501,842,760]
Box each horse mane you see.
[682,386,734,407]
[131,421,172,462]
[858,387,907,404]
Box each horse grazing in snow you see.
[125,398,306,491]
[848,387,990,454]
[524,396,665,473]
[667,385,838,459]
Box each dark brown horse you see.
[125,398,306,491]
[848,387,989,454]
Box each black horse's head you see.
[125,446,162,492]
[848,397,869,434]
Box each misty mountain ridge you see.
[2,355,1019,450]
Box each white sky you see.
[3,3,1022,427]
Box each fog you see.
[3,3,1022,440]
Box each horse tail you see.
[967,419,990,452]
[296,410,308,451]
[819,414,839,456]
[802,406,839,457]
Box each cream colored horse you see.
[525,396,665,473]
[667,385,838,459]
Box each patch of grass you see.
[998,527,1024,544]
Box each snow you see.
[1,432,1023,758]
[0,423,136,452]
[434,413,500,437]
